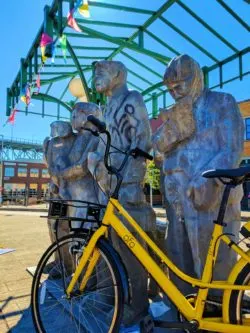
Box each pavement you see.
[0,207,249,332]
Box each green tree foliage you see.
[145,161,160,190]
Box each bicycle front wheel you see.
[31,234,124,333]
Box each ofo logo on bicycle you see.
[123,235,136,248]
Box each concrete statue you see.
[44,102,101,247]
[88,60,156,326]
[43,120,75,246]
[152,54,244,294]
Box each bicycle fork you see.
[66,225,107,297]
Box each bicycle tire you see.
[228,262,250,325]
[31,234,124,333]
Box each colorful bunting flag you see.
[20,84,31,106]
[40,33,54,63]
[60,34,68,63]
[4,109,18,126]
[67,10,82,32]
[78,0,90,18]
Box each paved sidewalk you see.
[0,209,249,332]
[0,212,50,332]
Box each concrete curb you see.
[0,207,48,212]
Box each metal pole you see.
[0,135,3,204]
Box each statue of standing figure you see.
[44,103,101,264]
[153,54,244,295]
[88,60,156,326]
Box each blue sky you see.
[0,0,249,142]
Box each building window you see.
[42,169,49,178]
[4,167,15,177]
[41,183,49,198]
[245,118,250,140]
[18,167,27,177]
[30,168,39,178]
[29,183,38,196]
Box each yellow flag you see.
[41,46,48,63]
[78,0,90,18]
[21,95,27,104]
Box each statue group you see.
[44,54,244,327]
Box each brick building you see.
[2,160,50,204]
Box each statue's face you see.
[164,55,203,102]
[166,77,193,101]
[71,108,88,131]
[94,65,112,94]
[50,121,72,138]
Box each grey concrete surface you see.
[0,211,248,332]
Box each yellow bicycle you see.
[31,115,250,333]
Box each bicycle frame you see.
[66,198,250,333]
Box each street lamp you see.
[0,134,3,204]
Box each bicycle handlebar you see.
[130,147,153,161]
[87,115,107,133]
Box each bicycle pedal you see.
[140,314,154,333]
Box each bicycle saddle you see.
[202,166,250,184]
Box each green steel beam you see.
[55,55,105,60]
[87,1,155,15]
[206,47,250,71]
[78,24,170,63]
[40,72,77,76]
[44,64,78,68]
[66,40,90,101]
[216,0,249,31]
[145,88,169,103]
[120,51,163,79]
[127,81,143,92]
[127,68,163,91]
[142,82,164,96]
[209,71,250,90]
[56,45,115,50]
[17,109,69,120]
[144,29,180,56]
[106,0,177,61]
[138,28,144,48]
[74,46,114,51]
[176,0,239,52]
[76,18,139,29]
[45,83,53,94]
[159,16,219,62]
[143,48,250,101]
[6,88,11,116]
[64,33,130,40]
[32,93,72,112]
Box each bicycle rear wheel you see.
[31,234,124,333]
[228,263,250,325]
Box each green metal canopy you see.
[6,0,250,120]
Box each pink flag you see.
[67,10,82,32]
[8,109,18,124]
[40,33,53,47]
